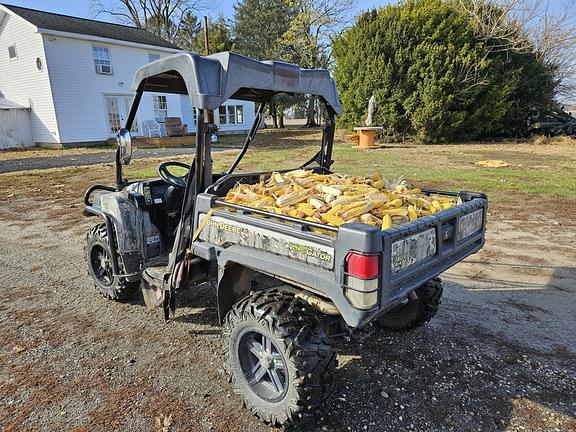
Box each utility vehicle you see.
[83,52,487,426]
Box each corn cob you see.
[308,197,326,209]
[323,193,337,203]
[379,208,409,217]
[223,169,458,232]
[384,198,403,208]
[330,195,364,208]
[361,213,382,226]
[321,213,345,226]
[318,185,344,196]
[381,213,393,230]
[296,203,316,216]
[340,201,376,220]
[407,205,418,221]
[276,188,312,207]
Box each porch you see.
[107,134,196,148]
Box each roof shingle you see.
[1,3,180,50]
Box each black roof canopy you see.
[1,3,179,49]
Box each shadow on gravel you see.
[107,267,575,431]
[286,270,576,432]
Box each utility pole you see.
[203,16,210,56]
[203,16,215,127]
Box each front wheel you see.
[376,278,443,331]
[222,289,336,427]
[85,224,140,300]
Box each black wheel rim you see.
[238,330,288,402]
[90,244,114,286]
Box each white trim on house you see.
[37,28,181,53]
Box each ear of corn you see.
[340,201,375,220]
[222,170,457,233]
[408,205,418,221]
[308,197,325,209]
[276,188,312,207]
[381,214,393,230]
[296,203,316,216]
[321,213,345,226]
[319,185,344,196]
[361,213,382,226]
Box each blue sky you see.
[3,0,391,22]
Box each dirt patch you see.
[0,141,575,431]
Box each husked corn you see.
[319,185,344,196]
[222,169,457,232]
[340,201,375,220]
[276,188,312,207]
[381,214,393,230]
[308,197,325,209]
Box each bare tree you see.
[281,0,356,126]
[459,0,576,99]
[91,0,211,42]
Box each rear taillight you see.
[344,252,381,310]
[346,253,380,279]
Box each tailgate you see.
[380,191,487,304]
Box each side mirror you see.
[117,128,132,165]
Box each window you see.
[93,46,112,74]
[219,105,244,125]
[235,105,244,124]
[153,95,168,123]
[218,106,227,124]
[8,44,17,60]
[148,53,160,62]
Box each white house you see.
[0,4,254,148]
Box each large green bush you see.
[332,0,555,142]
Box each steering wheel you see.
[157,161,192,189]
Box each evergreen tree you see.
[332,0,556,142]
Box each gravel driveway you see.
[0,168,575,431]
[0,147,211,173]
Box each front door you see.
[105,96,139,137]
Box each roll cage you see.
[117,51,342,280]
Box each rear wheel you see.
[222,289,336,427]
[376,278,443,331]
[85,224,140,300]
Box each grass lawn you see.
[1,127,573,227]
[126,128,576,204]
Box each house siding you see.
[214,100,256,134]
[0,11,60,144]
[2,8,255,145]
[43,35,181,143]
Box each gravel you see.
[0,178,575,431]
[0,147,233,173]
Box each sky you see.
[2,0,392,22]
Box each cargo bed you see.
[192,172,487,327]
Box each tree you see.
[332,0,556,142]
[233,0,296,59]
[92,0,209,42]
[233,0,297,128]
[280,0,355,126]
[459,0,576,99]
[177,14,233,53]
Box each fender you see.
[85,190,145,277]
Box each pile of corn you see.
[223,170,458,232]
